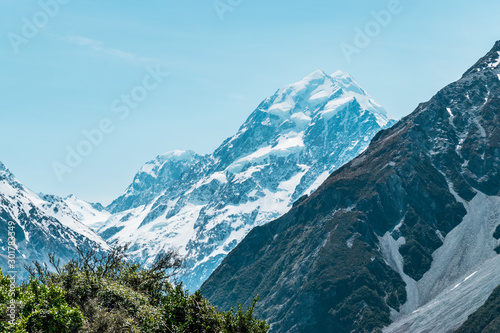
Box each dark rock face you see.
[494,225,500,240]
[200,41,500,332]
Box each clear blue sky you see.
[1,0,499,204]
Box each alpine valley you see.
[201,42,500,332]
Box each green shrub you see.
[0,246,269,333]
[20,279,84,332]
[0,270,83,333]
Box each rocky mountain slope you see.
[200,41,500,332]
[99,70,395,291]
[0,162,110,280]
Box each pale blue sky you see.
[1,0,499,204]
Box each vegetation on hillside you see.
[0,246,269,332]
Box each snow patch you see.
[379,232,419,315]
[227,133,305,174]
[0,181,17,198]
[346,233,360,248]
[473,117,487,138]
[320,96,354,120]
[488,51,500,68]
[304,171,330,195]
[269,101,294,113]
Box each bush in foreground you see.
[1,246,269,332]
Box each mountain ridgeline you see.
[0,162,110,281]
[98,70,394,291]
[200,42,500,332]
[0,70,393,292]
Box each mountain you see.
[200,41,500,332]
[0,162,110,280]
[99,70,395,291]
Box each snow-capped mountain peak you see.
[0,161,111,280]
[302,68,328,79]
[99,70,396,291]
[272,69,339,105]
[260,70,391,129]
[159,150,200,160]
[138,150,200,178]
[0,162,18,184]
[107,150,203,213]
[331,70,389,125]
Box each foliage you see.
[0,246,269,333]
[0,270,83,333]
